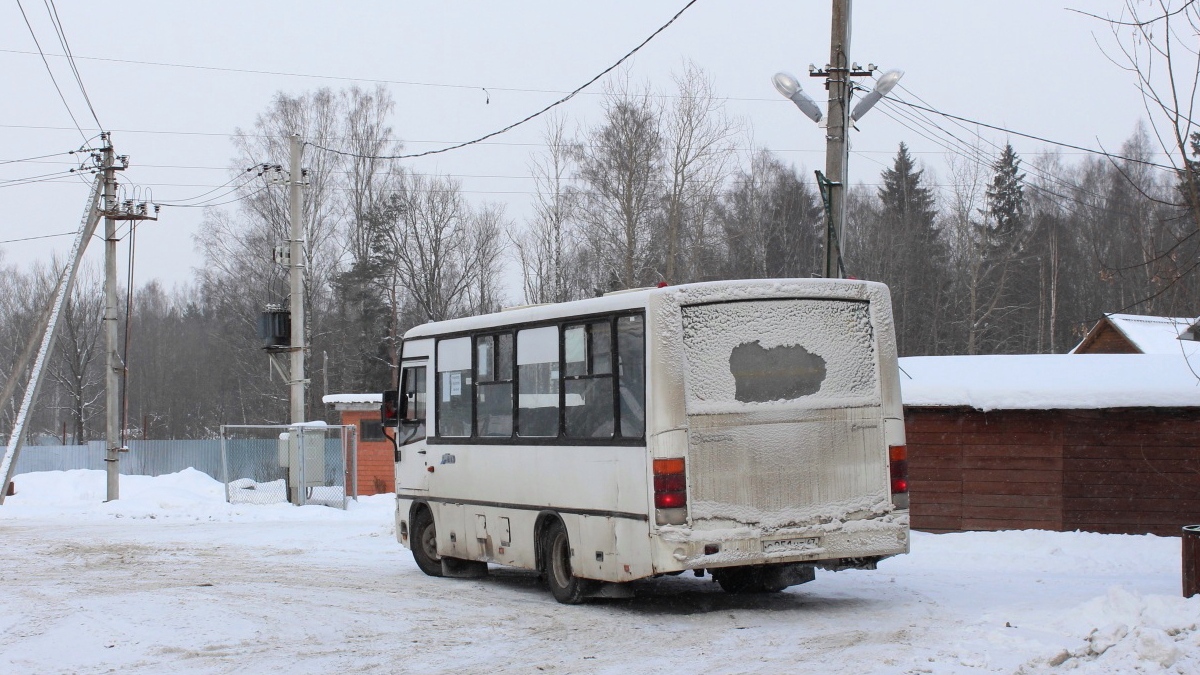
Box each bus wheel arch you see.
[535,513,596,604]
[409,502,443,578]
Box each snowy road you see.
[0,470,1196,674]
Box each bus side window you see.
[517,326,559,438]
[564,321,615,439]
[617,315,645,438]
[437,338,473,438]
[400,365,427,445]
[476,333,514,437]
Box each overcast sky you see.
[0,1,1170,296]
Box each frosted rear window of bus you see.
[680,299,877,410]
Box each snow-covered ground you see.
[1,469,1196,674]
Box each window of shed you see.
[359,418,385,442]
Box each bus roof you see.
[402,278,887,340]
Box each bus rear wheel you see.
[410,507,443,577]
[542,519,595,604]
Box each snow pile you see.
[1019,588,1200,673]
[2,468,389,522]
[899,353,1200,410]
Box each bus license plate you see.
[763,537,820,554]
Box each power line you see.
[886,96,1178,172]
[42,0,102,130]
[306,0,700,162]
[154,164,271,205]
[0,39,778,104]
[15,0,89,144]
[0,229,80,245]
[0,168,89,189]
[157,185,271,209]
[0,150,74,166]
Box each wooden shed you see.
[901,354,1200,536]
[323,393,393,496]
[1072,313,1198,355]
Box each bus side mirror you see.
[381,390,400,425]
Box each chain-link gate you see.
[219,424,358,508]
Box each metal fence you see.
[219,424,357,509]
[12,440,223,478]
[10,429,358,510]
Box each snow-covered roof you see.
[322,393,382,405]
[899,354,1200,411]
[1071,313,1199,357]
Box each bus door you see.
[395,361,430,492]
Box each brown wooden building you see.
[901,353,1200,536]
[323,394,393,496]
[1072,313,1197,355]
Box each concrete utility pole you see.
[288,134,307,425]
[0,176,103,504]
[98,133,158,502]
[102,138,121,501]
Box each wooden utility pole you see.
[824,0,852,278]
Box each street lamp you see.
[851,69,904,121]
[772,65,903,278]
[772,72,823,124]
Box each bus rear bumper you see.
[652,511,910,573]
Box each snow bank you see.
[1018,587,1200,673]
[899,353,1200,410]
[1,468,391,523]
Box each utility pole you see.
[775,2,900,280]
[99,133,158,502]
[824,0,850,279]
[821,0,858,279]
[288,133,306,425]
[0,175,102,504]
[102,137,120,501]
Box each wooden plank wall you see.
[906,407,1200,536]
[1061,409,1200,535]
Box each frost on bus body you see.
[384,279,909,604]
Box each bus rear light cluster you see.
[653,458,687,525]
[889,444,910,509]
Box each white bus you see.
[384,279,909,603]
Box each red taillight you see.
[655,491,687,509]
[653,473,686,492]
[653,458,687,511]
[889,444,908,494]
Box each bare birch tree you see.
[515,113,578,303]
[661,62,736,284]
[576,80,664,291]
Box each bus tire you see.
[410,506,443,577]
[542,518,595,604]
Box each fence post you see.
[1184,525,1200,597]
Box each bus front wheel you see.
[410,507,444,577]
[542,519,595,604]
